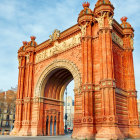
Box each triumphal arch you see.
[11,0,140,139]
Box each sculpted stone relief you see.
[108,16,113,29]
[130,37,134,50]
[49,29,60,41]
[95,13,106,29]
[26,54,30,63]
[35,33,81,63]
[79,23,87,37]
[112,32,123,47]
[18,57,22,66]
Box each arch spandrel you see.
[34,59,82,98]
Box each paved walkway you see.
[0,135,73,140]
[0,135,140,140]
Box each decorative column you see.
[72,88,82,138]
[93,1,124,139]
[52,116,54,136]
[10,41,27,136]
[121,17,140,138]
[56,112,60,135]
[19,36,38,136]
[31,97,44,136]
[59,105,64,135]
[48,116,51,136]
[73,2,96,139]
[43,111,47,136]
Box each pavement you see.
[0,135,140,140]
[0,134,73,140]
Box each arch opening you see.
[34,60,81,98]
[63,81,74,134]
[44,68,73,101]
[42,68,75,136]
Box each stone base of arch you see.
[72,126,95,140]
[95,126,124,140]
[128,127,140,138]
[72,116,96,140]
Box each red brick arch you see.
[11,0,140,139]
[34,59,81,98]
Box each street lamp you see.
[65,87,67,134]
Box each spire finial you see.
[23,41,28,46]
[121,17,128,23]
[30,36,36,41]
[82,2,90,8]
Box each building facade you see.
[64,96,74,131]
[11,0,140,139]
[0,90,16,135]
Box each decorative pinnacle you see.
[30,36,36,41]
[23,41,28,46]
[121,17,128,22]
[82,2,90,8]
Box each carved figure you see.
[79,23,87,37]
[26,54,30,63]
[130,38,134,49]
[95,13,106,28]
[50,29,60,41]
[108,16,113,28]
[18,57,22,66]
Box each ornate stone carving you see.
[130,37,134,50]
[79,23,87,37]
[24,97,31,103]
[49,29,60,41]
[26,54,30,63]
[16,99,23,105]
[18,57,22,66]
[100,80,116,89]
[112,32,123,47]
[108,15,113,29]
[35,33,81,63]
[95,13,106,29]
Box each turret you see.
[120,17,134,50]
[94,0,114,16]
[93,0,114,30]
[78,2,93,27]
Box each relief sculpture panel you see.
[35,33,81,63]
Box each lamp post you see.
[65,87,68,134]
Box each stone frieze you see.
[112,32,123,47]
[35,33,81,63]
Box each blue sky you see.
[0,0,140,98]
